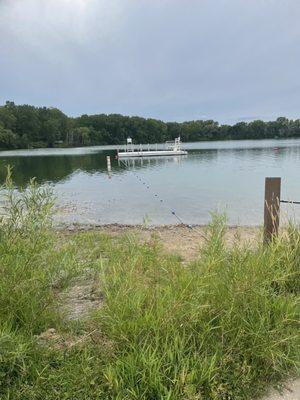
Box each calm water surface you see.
[0,139,300,226]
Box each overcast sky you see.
[0,0,299,123]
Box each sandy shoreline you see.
[58,223,261,261]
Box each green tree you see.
[1,100,300,150]
[0,126,18,149]
[0,107,17,131]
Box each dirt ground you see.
[64,224,261,262]
[262,380,300,400]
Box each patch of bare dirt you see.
[59,272,104,321]
[261,379,300,400]
[61,224,260,262]
[36,271,105,349]
[35,328,94,350]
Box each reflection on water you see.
[0,138,300,226]
[0,152,115,186]
[118,155,187,169]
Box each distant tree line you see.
[0,101,300,149]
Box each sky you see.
[0,0,300,124]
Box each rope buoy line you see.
[281,200,300,205]
[118,159,208,241]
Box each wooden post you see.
[264,177,281,244]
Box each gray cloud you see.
[0,0,300,123]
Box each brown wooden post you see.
[264,177,281,244]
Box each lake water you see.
[0,138,300,226]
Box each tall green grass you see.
[0,172,78,395]
[90,216,299,399]
[0,178,299,399]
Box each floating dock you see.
[117,137,188,158]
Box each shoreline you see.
[58,223,261,261]
[56,222,261,231]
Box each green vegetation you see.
[1,100,300,149]
[0,180,299,399]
